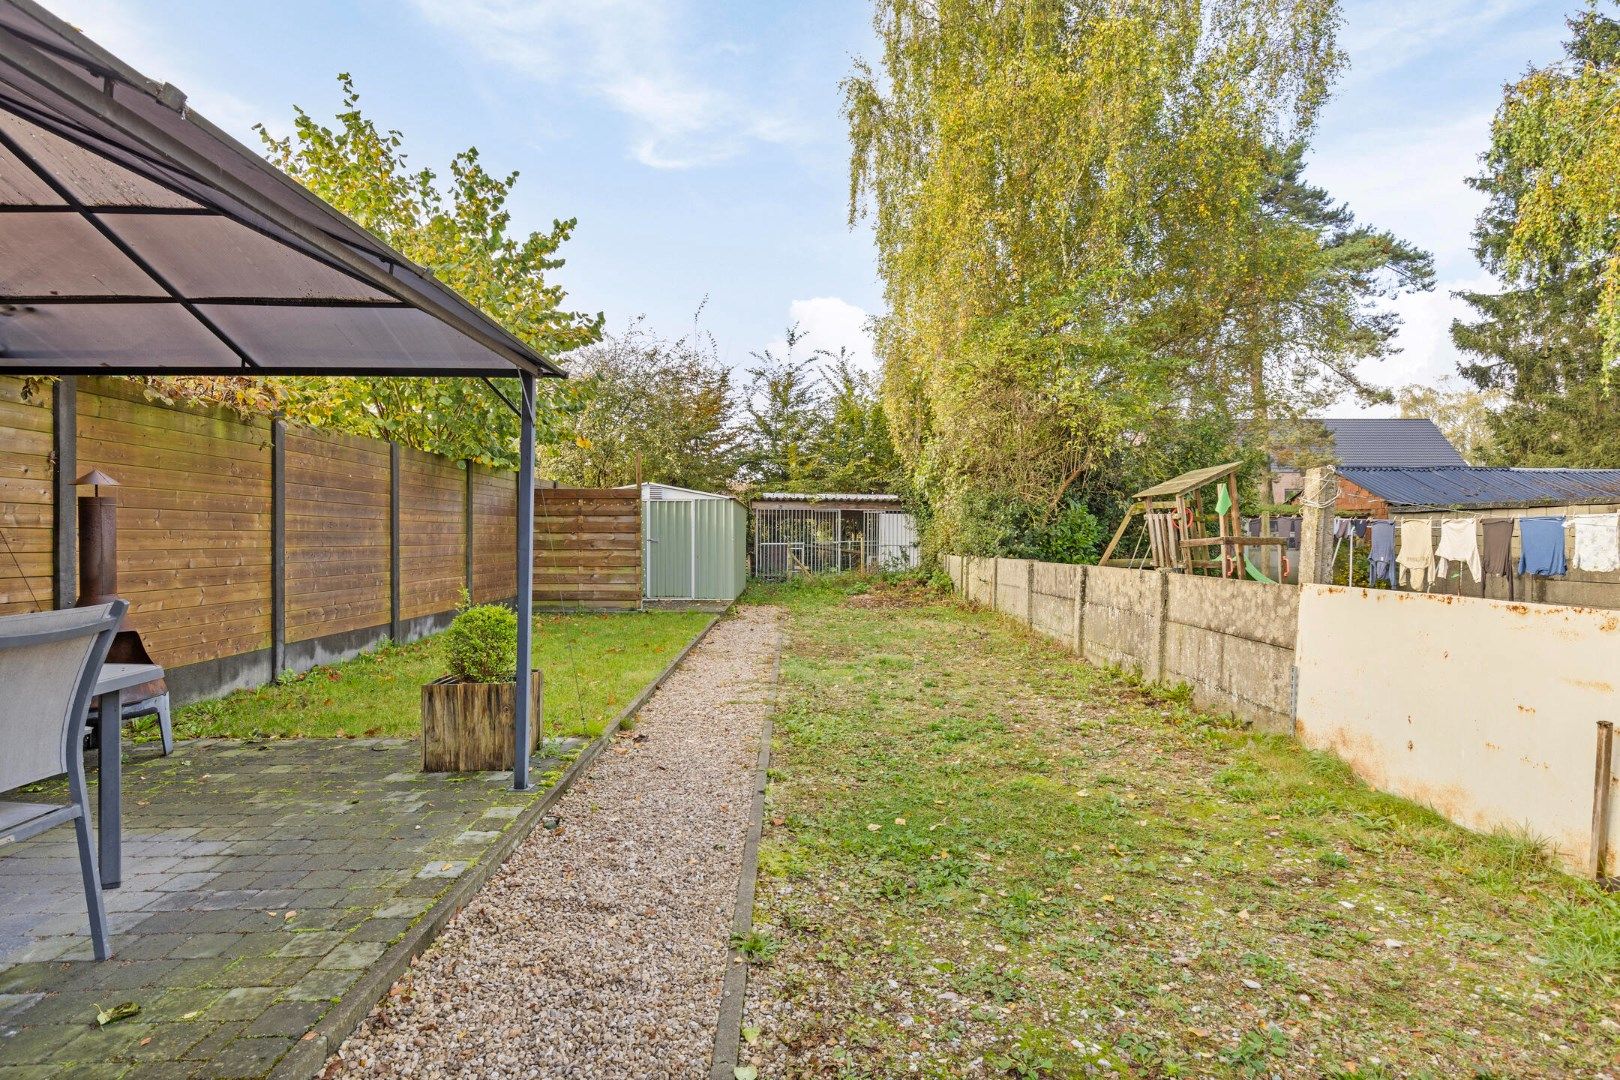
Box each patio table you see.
[91,662,163,889]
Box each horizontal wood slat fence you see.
[0,376,641,704]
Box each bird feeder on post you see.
[75,469,120,607]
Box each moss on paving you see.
[166,611,712,743]
[741,576,1620,1078]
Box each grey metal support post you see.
[51,376,75,608]
[389,442,402,642]
[513,374,537,791]
[270,420,285,679]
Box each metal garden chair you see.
[0,600,127,960]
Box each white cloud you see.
[410,0,803,169]
[1336,275,1496,417]
[44,0,269,139]
[764,297,878,373]
[1336,0,1533,82]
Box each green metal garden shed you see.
[638,484,747,602]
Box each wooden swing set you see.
[1097,461,1288,580]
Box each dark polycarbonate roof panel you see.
[1340,467,1620,509]
[0,0,563,377]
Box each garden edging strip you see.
[709,629,783,1080]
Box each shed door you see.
[645,500,694,599]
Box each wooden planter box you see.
[421,672,543,772]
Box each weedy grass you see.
[166,611,712,742]
[739,574,1620,1078]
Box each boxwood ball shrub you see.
[443,604,520,683]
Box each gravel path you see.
[324,607,780,1080]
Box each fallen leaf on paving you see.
[95,1002,140,1026]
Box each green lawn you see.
[165,611,712,743]
[740,575,1620,1078]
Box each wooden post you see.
[389,442,402,642]
[1298,466,1337,585]
[51,377,75,609]
[270,419,285,680]
[1592,720,1615,881]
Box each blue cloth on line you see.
[1518,516,1568,577]
[1368,519,1397,587]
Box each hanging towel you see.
[1481,519,1515,600]
[1368,519,1397,588]
[1351,518,1369,541]
[1398,519,1435,590]
[1570,513,1620,573]
[1518,517,1567,577]
[1435,518,1481,583]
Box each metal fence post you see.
[270,419,285,680]
[464,460,475,603]
[389,442,402,642]
[51,376,75,609]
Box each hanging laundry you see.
[1276,517,1300,547]
[1481,519,1515,599]
[1351,518,1370,541]
[1434,518,1481,583]
[1569,513,1620,573]
[1518,516,1567,577]
[1368,519,1397,588]
[1332,518,1354,540]
[1397,519,1434,591]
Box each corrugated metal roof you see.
[755,492,902,503]
[1319,419,1467,468]
[1339,466,1620,508]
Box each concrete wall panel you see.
[995,558,1032,623]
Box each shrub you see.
[443,604,519,683]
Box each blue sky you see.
[52,0,1574,411]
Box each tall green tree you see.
[545,316,741,491]
[1453,7,1620,466]
[803,351,903,493]
[844,0,1428,560]
[256,75,602,466]
[739,327,826,488]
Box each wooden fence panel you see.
[0,377,54,614]
[399,446,465,620]
[283,427,390,642]
[471,464,516,603]
[75,378,272,666]
[534,487,641,610]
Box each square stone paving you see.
[0,737,579,1079]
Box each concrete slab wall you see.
[1164,575,1297,732]
[1295,585,1620,875]
[1081,564,1167,678]
[1029,561,1082,647]
[994,558,1034,625]
[965,556,996,608]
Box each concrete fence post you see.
[1071,565,1086,656]
[51,376,76,609]
[1026,560,1036,626]
[1153,569,1171,682]
[1298,466,1337,585]
[991,557,1000,611]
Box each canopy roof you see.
[0,0,563,378]
[1132,461,1241,500]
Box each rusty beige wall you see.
[950,557,1296,730]
[1295,585,1619,875]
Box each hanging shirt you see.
[1351,518,1370,541]
[1434,518,1481,583]
[1570,513,1620,573]
[1368,519,1397,588]
[1398,519,1435,591]
[1518,517,1568,577]
[1481,519,1514,578]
